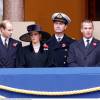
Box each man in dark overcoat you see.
[0,20,22,67]
[68,20,100,67]
[46,12,74,67]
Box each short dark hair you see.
[0,20,11,29]
[0,22,6,29]
[81,19,94,28]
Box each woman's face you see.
[30,32,41,44]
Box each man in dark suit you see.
[0,20,22,67]
[46,12,74,67]
[68,20,100,67]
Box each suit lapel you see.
[0,36,3,46]
[39,43,44,53]
[51,36,60,49]
[29,42,35,53]
[86,38,98,55]
[7,38,12,50]
[61,35,66,43]
[77,39,86,55]
[7,38,17,51]
[0,36,7,48]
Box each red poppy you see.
[93,42,97,46]
[12,43,18,47]
[62,43,66,47]
[43,43,48,50]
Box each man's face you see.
[81,22,94,39]
[53,21,67,34]
[30,32,41,44]
[1,23,13,38]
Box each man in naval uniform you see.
[46,12,75,67]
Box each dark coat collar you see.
[29,42,44,53]
[78,38,99,56]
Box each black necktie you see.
[58,38,61,42]
[4,39,8,48]
[86,39,90,48]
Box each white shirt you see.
[55,34,64,42]
[83,37,93,47]
[1,35,9,46]
[32,42,40,53]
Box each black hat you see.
[52,12,71,25]
[19,24,51,42]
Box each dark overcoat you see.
[17,42,51,67]
[0,37,22,67]
[46,34,74,67]
[68,38,100,67]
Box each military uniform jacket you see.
[0,37,22,68]
[17,42,51,67]
[68,38,100,67]
[46,34,74,67]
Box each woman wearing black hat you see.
[16,24,51,67]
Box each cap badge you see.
[56,14,63,18]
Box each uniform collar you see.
[55,34,64,41]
